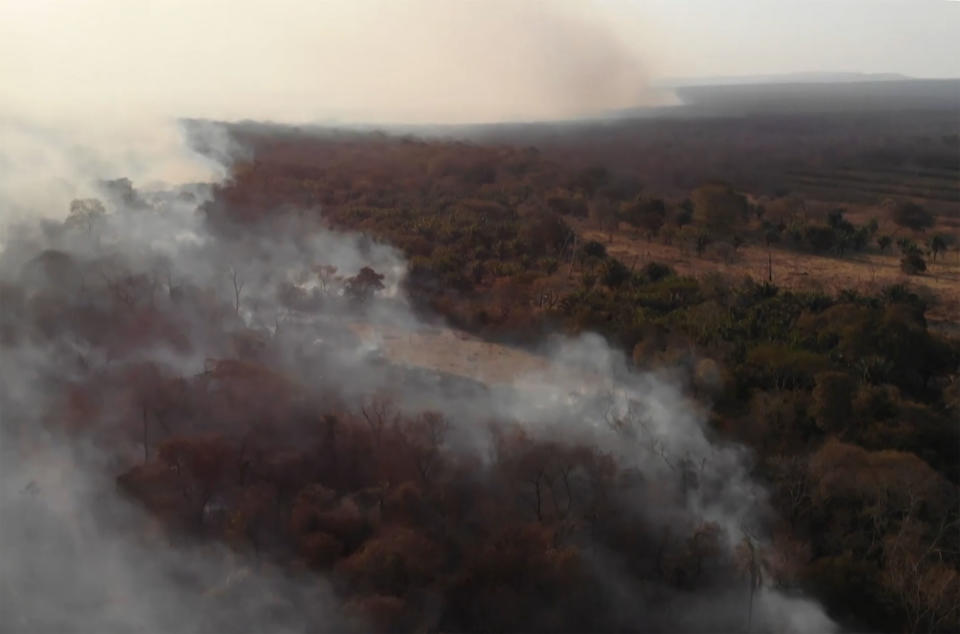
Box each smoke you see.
[1,0,663,232]
[1,0,662,126]
[0,142,838,631]
[0,3,836,629]
[0,430,349,633]
[0,116,224,231]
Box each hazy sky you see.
[640,0,960,81]
[1,0,957,124]
[0,0,957,230]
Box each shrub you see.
[640,261,674,283]
[804,225,836,253]
[892,202,935,232]
[581,240,607,259]
[601,258,631,288]
[900,253,926,275]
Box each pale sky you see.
[641,0,960,81]
[1,0,957,124]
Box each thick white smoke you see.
[0,2,836,624]
[0,1,662,126]
[0,132,837,631]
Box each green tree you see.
[694,231,711,257]
[811,371,856,432]
[601,258,631,289]
[66,198,106,244]
[928,234,947,263]
[690,183,747,238]
[621,197,666,238]
[804,225,836,253]
[896,237,918,255]
[345,267,385,302]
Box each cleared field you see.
[350,323,549,385]
[572,219,960,330]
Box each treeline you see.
[454,108,960,197]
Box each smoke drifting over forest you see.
[1,0,660,234]
[0,116,841,632]
[4,2,957,633]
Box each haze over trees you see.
[3,100,959,634]
[2,0,959,628]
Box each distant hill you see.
[660,71,912,88]
[671,78,960,115]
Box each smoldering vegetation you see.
[0,158,839,632]
[0,436,348,633]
